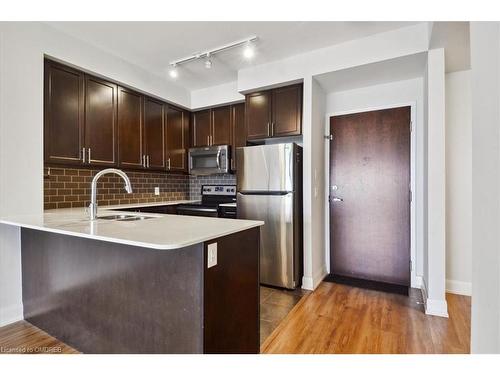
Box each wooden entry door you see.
[329,106,411,287]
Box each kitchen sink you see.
[97,214,154,221]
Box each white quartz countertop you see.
[0,204,263,250]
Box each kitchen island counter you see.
[0,206,263,250]
[0,205,263,354]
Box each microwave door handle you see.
[216,148,221,170]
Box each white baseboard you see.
[446,279,472,296]
[302,267,328,291]
[0,303,23,327]
[420,279,449,318]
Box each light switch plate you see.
[154,187,160,196]
[207,243,217,268]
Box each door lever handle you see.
[332,197,343,202]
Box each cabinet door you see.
[192,109,212,147]
[44,60,84,165]
[211,106,231,146]
[84,76,117,166]
[246,91,271,140]
[231,103,246,171]
[166,106,188,172]
[118,87,144,169]
[144,97,166,170]
[271,84,302,137]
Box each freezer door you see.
[237,192,295,288]
[236,143,295,192]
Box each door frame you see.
[324,101,418,288]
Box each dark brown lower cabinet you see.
[21,227,260,354]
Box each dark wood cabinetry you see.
[84,76,117,166]
[117,87,144,169]
[245,83,302,140]
[231,103,246,171]
[246,91,272,140]
[192,109,212,147]
[211,106,232,146]
[166,106,189,172]
[192,106,232,147]
[44,60,85,165]
[44,60,119,167]
[272,84,302,137]
[144,97,166,170]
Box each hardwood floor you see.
[0,282,470,354]
[261,282,471,354]
[0,321,78,354]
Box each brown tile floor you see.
[260,286,309,344]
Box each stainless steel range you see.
[176,185,236,218]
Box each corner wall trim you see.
[446,279,472,296]
[0,303,23,327]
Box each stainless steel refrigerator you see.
[236,143,303,289]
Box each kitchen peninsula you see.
[0,205,263,354]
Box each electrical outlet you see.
[207,243,217,268]
[154,187,160,196]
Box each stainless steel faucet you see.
[89,168,133,220]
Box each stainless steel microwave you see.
[188,145,230,175]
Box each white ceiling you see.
[46,21,420,91]
[315,52,428,93]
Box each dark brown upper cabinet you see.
[166,106,189,172]
[84,76,117,166]
[211,106,232,146]
[245,83,302,140]
[44,60,85,165]
[245,91,271,140]
[231,103,246,171]
[272,84,302,137]
[117,87,144,169]
[143,97,166,170]
[192,109,212,147]
[192,105,232,147]
[44,59,193,174]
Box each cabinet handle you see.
[271,122,275,136]
[167,158,171,170]
[147,155,150,168]
[82,147,86,164]
[87,148,91,164]
[207,135,210,146]
[142,155,146,168]
[267,122,270,136]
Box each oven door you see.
[188,146,229,176]
[176,205,219,217]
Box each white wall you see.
[424,48,448,317]
[301,78,327,289]
[238,24,433,292]
[324,77,424,288]
[470,21,500,354]
[0,22,191,327]
[190,81,244,110]
[445,70,472,296]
